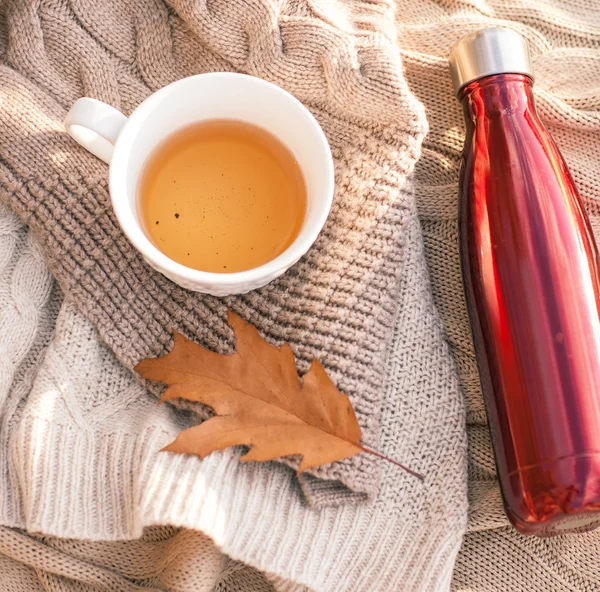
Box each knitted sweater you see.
[2,0,600,591]
[0,0,468,591]
[0,201,466,591]
[0,0,431,505]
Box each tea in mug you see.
[138,119,307,273]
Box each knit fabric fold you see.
[0,202,468,591]
[1,0,600,589]
[0,0,427,504]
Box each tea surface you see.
[138,119,306,273]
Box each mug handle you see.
[63,98,128,164]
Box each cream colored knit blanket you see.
[1,0,431,504]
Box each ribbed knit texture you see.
[392,0,600,589]
[0,0,430,504]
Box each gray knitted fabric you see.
[0,0,429,504]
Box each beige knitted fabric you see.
[0,0,429,504]
[0,197,467,591]
[0,525,273,592]
[392,0,600,589]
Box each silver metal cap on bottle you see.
[449,27,534,95]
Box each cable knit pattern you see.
[1,0,599,590]
[0,0,427,502]
[0,204,60,528]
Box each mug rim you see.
[109,72,334,288]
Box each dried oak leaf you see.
[136,311,422,478]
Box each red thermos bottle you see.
[450,28,600,535]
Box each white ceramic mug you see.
[64,73,334,295]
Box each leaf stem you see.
[360,446,424,481]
